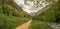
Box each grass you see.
[0,13,53,29]
[29,20,53,29]
[0,13,29,29]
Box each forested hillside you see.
[0,0,60,29]
[0,0,30,29]
[32,0,60,23]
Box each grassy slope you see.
[29,20,52,29]
[0,14,29,29]
[0,13,52,29]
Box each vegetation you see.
[0,0,60,29]
[0,14,29,29]
[32,0,60,23]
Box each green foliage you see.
[0,0,60,29]
[0,14,29,29]
[32,0,60,23]
[0,0,29,29]
[29,20,52,29]
[0,2,26,18]
[0,5,2,13]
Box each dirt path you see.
[15,19,32,29]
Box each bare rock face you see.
[13,0,57,16]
